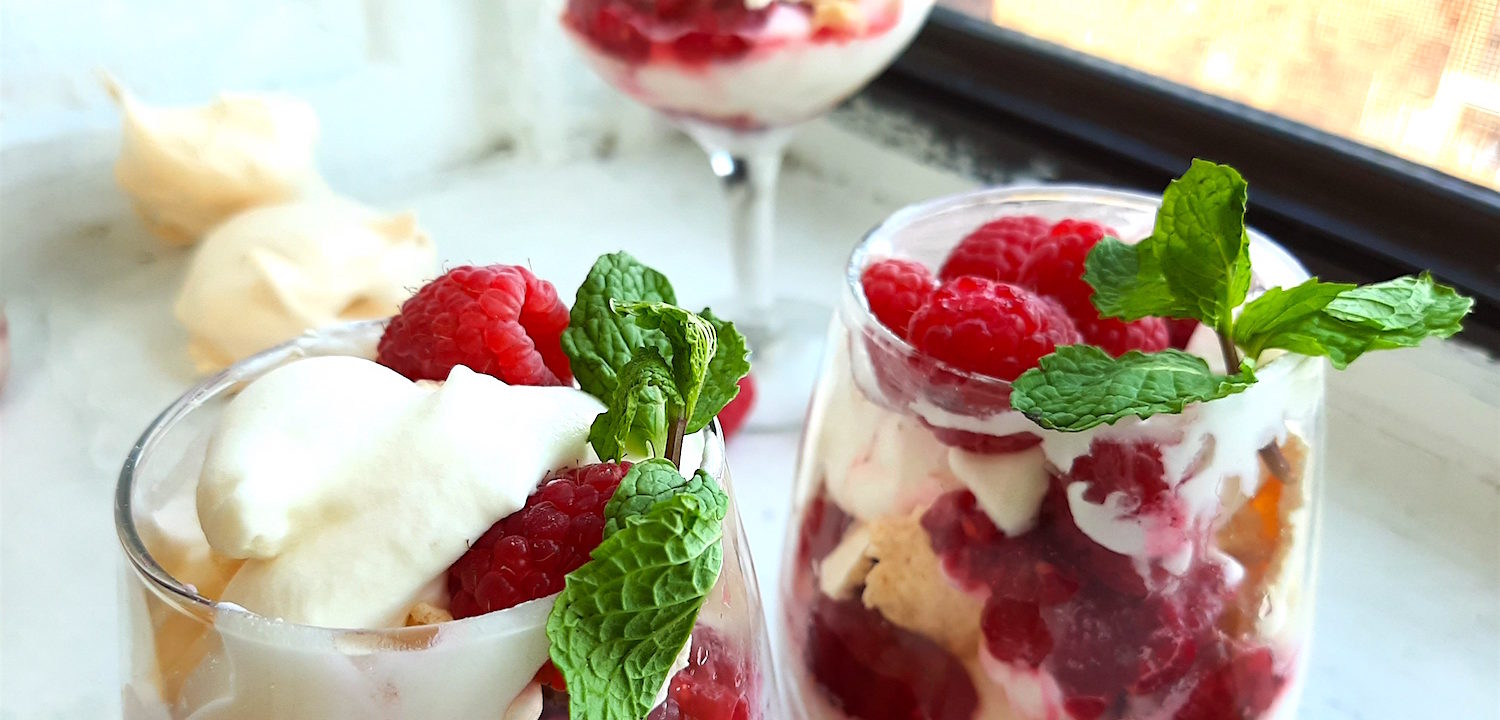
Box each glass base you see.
[718,297,829,432]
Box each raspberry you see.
[716,374,756,438]
[1077,315,1170,357]
[805,596,979,720]
[447,463,630,617]
[1017,220,1169,356]
[921,490,1076,603]
[1174,645,1282,720]
[1045,591,1169,706]
[980,597,1052,667]
[939,215,1052,284]
[1039,485,1148,598]
[906,277,1082,381]
[1070,441,1172,512]
[377,265,573,387]
[795,492,854,566]
[1166,318,1200,350]
[649,629,756,720]
[1016,219,1114,314]
[860,259,937,338]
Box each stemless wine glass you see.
[777,187,1326,720]
[116,321,778,719]
[559,0,936,428]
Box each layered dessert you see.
[119,255,769,719]
[561,0,935,130]
[779,163,1472,720]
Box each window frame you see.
[868,7,1500,351]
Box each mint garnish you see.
[588,351,679,463]
[549,253,751,720]
[1014,159,1473,432]
[561,252,677,400]
[546,465,727,720]
[1011,346,1255,431]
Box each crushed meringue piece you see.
[173,198,436,372]
[861,511,982,656]
[947,445,1050,537]
[405,601,454,627]
[104,75,324,245]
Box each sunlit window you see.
[941,0,1500,190]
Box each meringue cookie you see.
[106,77,325,244]
[173,198,436,371]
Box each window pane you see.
[940,0,1500,191]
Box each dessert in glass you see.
[118,255,776,719]
[561,0,936,428]
[777,162,1472,720]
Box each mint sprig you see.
[549,254,750,720]
[546,462,727,720]
[1013,159,1473,432]
[562,254,750,462]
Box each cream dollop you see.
[106,77,325,244]
[198,356,604,628]
[174,198,436,372]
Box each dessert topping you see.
[378,264,573,386]
[907,277,1082,381]
[1013,159,1473,432]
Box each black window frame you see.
[862,6,1500,352]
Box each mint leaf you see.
[589,352,682,463]
[1233,273,1471,368]
[547,491,725,720]
[1085,160,1251,329]
[604,459,729,537]
[1084,236,1181,321]
[1010,346,1255,432]
[562,253,676,400]
[689,309,750,433]
[614,301,715,425]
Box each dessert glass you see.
[116,321,777,719]
[778,187,1326,720]
[560,0,935,428]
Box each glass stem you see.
[709,148,783,318]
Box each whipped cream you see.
[199,356,603,628]
[174,198,436,372]
[105,77,324,244]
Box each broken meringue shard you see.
[173,198,437,371]
[106,77,325,244]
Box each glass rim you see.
[844,183,1315,389]
[114,319,730,636]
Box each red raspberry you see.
[1077,315,1170,357]
[906,277,1082,381]
[860,258,937,338]
[1016,220,1114,313]
[1018,221,1170,356]
[1166,318,1200,350]
[716,374,756,438]
[981,597,1052,668]
[377,265,573,387]
[1070,441,1172,512]
[1039,484,1148,598]
[648,629,756,720]
[805,596,979,720]
[921,490,1076,603]
[447,463,629,617]
[795,492,854,566]
[939,215,1052,284]
[1174,645,1282,720]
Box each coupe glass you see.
[777,187,1326,720]
[560,0,936,429]
[116,321,779,719]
